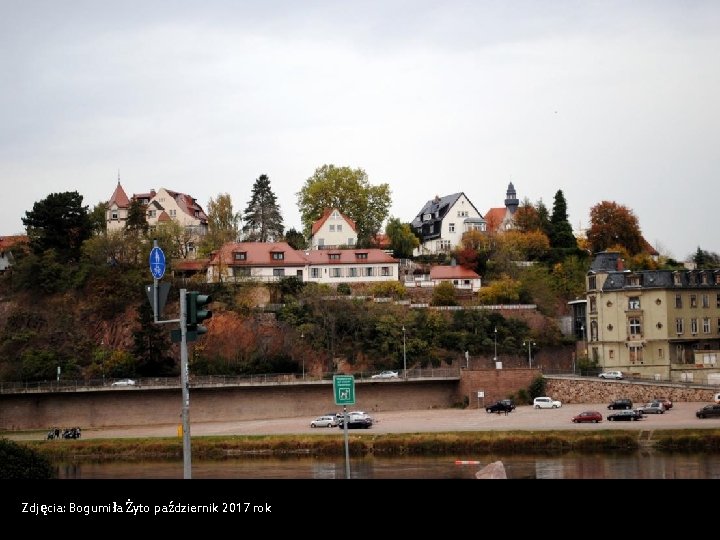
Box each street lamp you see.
[522,340,536,369]
[493,327,497,362]
[402,325,407,380]
[301,333,305,380]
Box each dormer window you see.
[626,275,640,287]
[271,251,284,260]
[234,251,247,261]
[673,272,682,285]
[356,252,368,260]
[328,253,341,260]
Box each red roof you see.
[108,181,130,208]
[311,208,357,235]
[430,266,481,280]
[174,259,209,271]
[210,242,308,267]
[0,235,29,251]
[303,248,398,265]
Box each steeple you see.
[504,182,519,214]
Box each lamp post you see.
[402,325,407,380]
[522,340,536,369]
[493,327,497,363]
[301,333,305,380]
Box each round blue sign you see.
[149,246,166,279]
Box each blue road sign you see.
[149,246,166,279]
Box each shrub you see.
[0,438,56,479]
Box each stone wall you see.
[546,377,718,405]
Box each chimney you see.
[617,258,624,271]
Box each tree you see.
[693,247,720,268]
[125,199,149,236]
[131,300,176,377]
[200,193,240,256]
[513,198,542,233]
[431,281,457,306]
[385,217,419,258]
[284,228,306,250]
[242,174,284,242]
[22,191,92,262]
[88,202,107,234]
[587,201,644,255]
[549,190,577,249]
[297,164,391,247]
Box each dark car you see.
[696,404,720,419]
[572,411,603,423]
[486,401,514,414]
[337,411,373,429]
[607,398,633,410]
[607,409,643,421]
[499,399,516,411]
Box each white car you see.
[111,378,136,387]
[371,370,399,379]
[533,396,562,409]
[598,370,624,380]
[310,415,337,428]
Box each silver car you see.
[310,415,337,428]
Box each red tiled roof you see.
[174,259,209,271]
[430,265,481,280]
[210,242,308,267]
[108,181,130,208]
[0,235,29,251]
[311,208,357,235]
[303,248,398,265]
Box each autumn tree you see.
[200,193,240,256]
[297,164,391,247]
[549,190,577,249]
[385,217,419,258]
[22,191,92,262]
[587,201,644,255]
[243,174,284,242]
[513,198,542,233]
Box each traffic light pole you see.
[179,288,191,479]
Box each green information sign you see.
[333,375,356,406]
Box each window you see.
[658,348,664,359]
[169,209,176,217]
[271,252,284,260]
[233,267,250,278]
[675,318,684,334]
[449,223,455,233]
[348,267,358,277]
[702,272,709,285]
[590,320,598,341]
[329,253,341,260]
[628,317,642,336]
[148,210,156,218]
[311,268,320,278]
[348,238,355,246]
[457,210,468,217]
[337,224,342,232]
[717,294,720,308]
[690,295,697,308]
[609,350,615,359]
[438,240,451,251]
[588,276,596,290]
[589,296,597,314]
[330,268,342,278]
[673,272,682,285]
[356,253,368,259]
[675,294,682,308]
[703,317,711,333]
[628,297,640,310]
[629,345,643,364]
[317,238,325,247]
[627,275,640,286]
[111,210,118,220]
[331,210,340,219]
[234,252,247,261]
[691,318,698,334]
[381,266,391,276]
[703,294,710,308]
[364,267,374,277]
[329,225,335,232]
[273,268,285,277]
[423,213,431,221]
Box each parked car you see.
[499,399,516,411]
[310,415,338,428]
[337,411,373,429]
[111,378,136,387]
[713,393,720,404]
[371,370,399,379]
[598,370,624,380]
[654,397,673,410]
[696,404,720,419]
[607,398,633,410]
[607,409,643,421]
[486,401,514,414]
[635,401,665,414]
[571,411,603,423]
[533,397,562,409]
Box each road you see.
[6,401,717,441]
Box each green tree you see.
[125,199,149,236]
[587,201,644,255]
[693,247,720,268]
[431,281,457,306]
[243,174,284,242]
[88,201,107,234]
[131,301,176,377]
[535,199,552,239]
[22,191,92,262]
[385,217,419,258]
[0,438,56,479]
[297,164,391,247]
[549,190,577,249]
[284,228,306,249]
[200,193,240,256]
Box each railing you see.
[0,367,462,395]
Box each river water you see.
[55,451,720,479]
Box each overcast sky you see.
[2,1,718,261]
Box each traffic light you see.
[186,291,213,337]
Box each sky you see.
[1,0,718,261]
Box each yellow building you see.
[587,252,720,384]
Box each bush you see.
[0,438,56,479]
[527,376,547,403]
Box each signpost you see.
[333,375,355,479]
[149,246,166,279]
